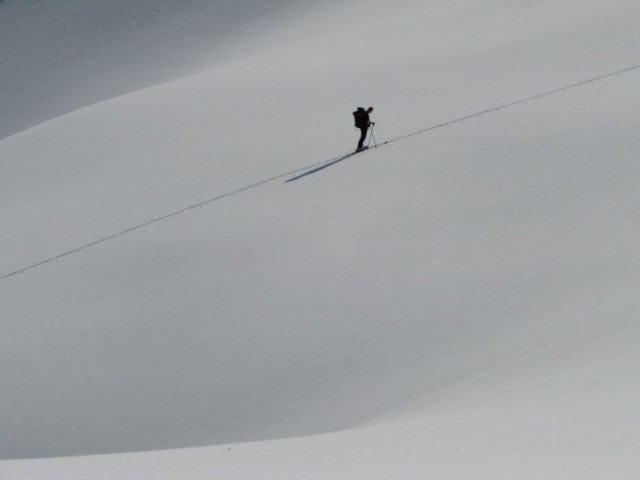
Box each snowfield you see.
[2,0,640,478]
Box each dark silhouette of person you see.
[353,106,374,151]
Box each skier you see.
[353,106,374,151]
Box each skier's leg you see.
[357,127,367,150]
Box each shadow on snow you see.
[286,151,360,183]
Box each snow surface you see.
[2,0,640,477]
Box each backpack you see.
[353,107,368,128]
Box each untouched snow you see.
[2,0,640,477]
[6,310,640,479]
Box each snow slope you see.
[6,311,640,479]
[2,0,640,476]
[0,0,325,140]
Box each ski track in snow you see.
[2,62,639,283]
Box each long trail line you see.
[0,160,328,281]
[385,63,640,145]
[2,63,639,282]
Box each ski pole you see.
[369,125,377,147]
